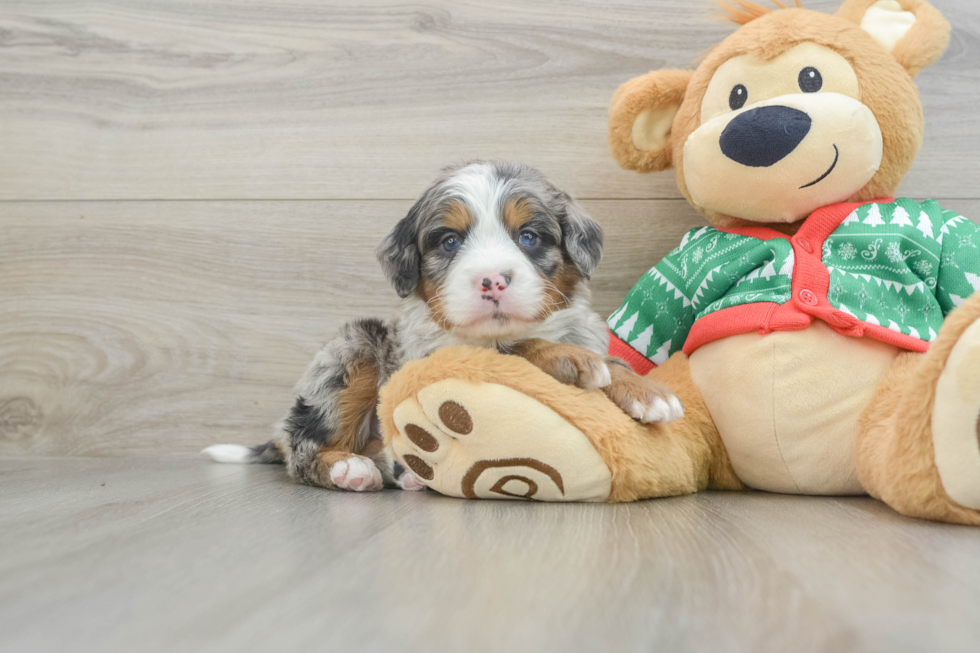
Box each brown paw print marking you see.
[461,458,564,500]
[402,454,434,481]
[404,424,439,452]
[438,400,473,434]
[490,476,539,499]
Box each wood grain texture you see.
[0,198,705,457]
[1,0,978,200]
[4,3,980,647]
[1,456,979,653]
[2,199,978,458]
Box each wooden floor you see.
[2,456,979,653]
[4,1,980,650]
[2,0,980,458]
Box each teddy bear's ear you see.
[836,0,951,77]
[608,70,692,173]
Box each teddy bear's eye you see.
[799,67,823,93]
[729,84,748,111]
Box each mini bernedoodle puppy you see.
[205,161,684,491]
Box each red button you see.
[799,239,812,253]
[799,289,819,306]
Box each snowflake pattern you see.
[912,259,934,276]
[857,285,873,310]
[886,241,921,264]
[838,242,857,261]
[894,300,911,322]
[829,277,844,304]
[919,301,934,321]
[607,200,980,362]
[885,241,903,263]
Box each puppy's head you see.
[377,161,603,340]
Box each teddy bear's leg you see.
[378,346,741,503]
[857,293,980,526]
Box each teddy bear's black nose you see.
[720,106,812,167]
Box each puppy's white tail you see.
[201,441,284,464]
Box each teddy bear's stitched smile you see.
[800,144,840,189]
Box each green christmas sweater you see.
[607,199,980,369]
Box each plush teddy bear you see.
[378,0,980,525]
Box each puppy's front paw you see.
[626,393,685,425]
[329,456,383,492]
[536,345,612,391]
[605,363,684,425]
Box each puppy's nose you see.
[720,106,812,167]
[478,272,511,301]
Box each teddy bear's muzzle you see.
[720,105,812,168]
[683,92,883,224]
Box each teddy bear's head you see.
[609,0,950,229]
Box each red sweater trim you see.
[715,198,895,241]
[682,302,802,355]
[609,332,656,375]
[685,198,929,354]
[680,303,928,355]
[612,198,929,369]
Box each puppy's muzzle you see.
[479,272,512,302]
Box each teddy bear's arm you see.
[935,209,980,316]
[607,228,708,367]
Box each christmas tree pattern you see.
[823,199,980,341]
[609,199,980,362]
[608,226,794,360]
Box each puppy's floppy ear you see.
[557,194,603,280]
[609,69,692,173]
[837,0,950,77]
[376,205,422,298]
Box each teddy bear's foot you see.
[389,379,613,502]
[932,317,980,509]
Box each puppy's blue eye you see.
[442,235,461,253]
[519,232,538,248]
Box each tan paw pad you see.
[933,319,980,509]
[389,379,611,502]
[401,454,434,481]
[404,424,439,452]
[438,400,473,434]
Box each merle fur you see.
[377,160,604,297]
[254,160,608,490]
